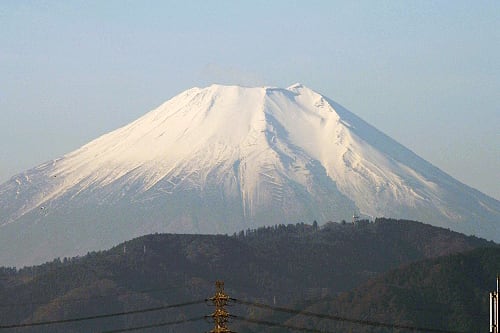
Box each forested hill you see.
[284,246,500,333]
[0,218,496,332]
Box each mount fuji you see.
[1,84,499,266]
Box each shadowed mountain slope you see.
[0,219,495,332]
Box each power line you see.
[0,284,187,309]
[0,299,205,330]
[232,315,335,332]
[231,298,467,333]
[100,316,206,333]
[0,285,479,333]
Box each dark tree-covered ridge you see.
[0,218,496,332]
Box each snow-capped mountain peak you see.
[1,84,498,266]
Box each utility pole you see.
[491,275,499,333]
[208,280,235,333]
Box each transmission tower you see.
[208,280,235,333]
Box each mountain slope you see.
[284,246,500,333]
[0,84,499,266]
[0,220,494,332]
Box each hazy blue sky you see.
[1,1,499,199]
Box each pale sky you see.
[1,1,499,199]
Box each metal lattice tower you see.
[208,280,234,333]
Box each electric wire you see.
[0,299,205,330]
[232,315,336,333]
[0,293,477,333]
[100,316,206,333]
[231,298,468,333]
[0,284,188,309]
